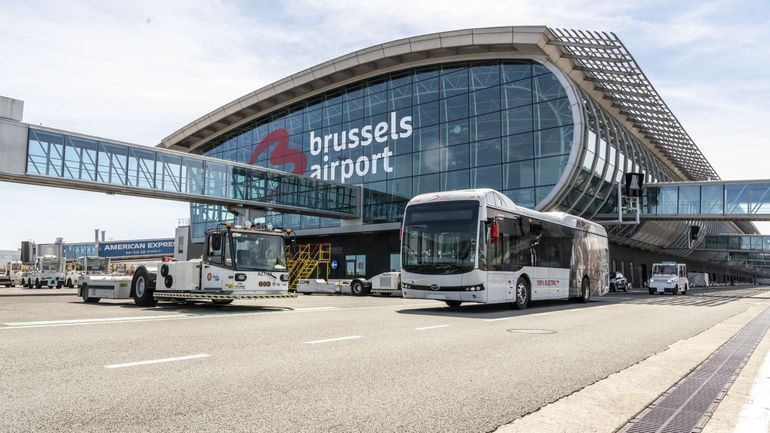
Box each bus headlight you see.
[279,274,289,282]
[235,273,247,282]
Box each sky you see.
[1,0,769,249]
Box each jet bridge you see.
[0,112,360,219]
[640,180,770,221]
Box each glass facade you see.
[196,60,575,232]
[556,91,677,219]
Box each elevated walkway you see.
[0,119,360,219]
[641,180,770,221]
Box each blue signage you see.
[98,239,175,258]
[331,260,338,270]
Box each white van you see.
[649,262,688,295]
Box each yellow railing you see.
[285,243,331,290]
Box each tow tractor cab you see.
[1,261,22,287]
[128,223,295,306]
[29,255,66,289]
[66,256,110,288]
[0,262,15,287]
[649,262,689,295]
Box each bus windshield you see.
[402,200,479,274]
[231,232,287,272]
[653,265,678,276]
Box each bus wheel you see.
[445,300,462,308]
[580,277,591,303]
[683,285,688,295]
[513,277,530,310]
[672,285,679,295]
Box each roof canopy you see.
[159,26,718,182]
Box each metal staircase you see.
[285,243,331,290]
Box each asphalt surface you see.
[1,286,768,433]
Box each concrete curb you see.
[495,303,769,433]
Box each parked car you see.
[609,272,628,292]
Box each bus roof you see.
[407,189,607,237]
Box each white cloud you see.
[1,0,769,251]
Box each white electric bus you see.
[400,189,609,309]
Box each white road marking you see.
[415,324,451,331]
[734,350,770,433]
[105,354,210,369]
[305,335,362,344]
[4,315,190,327]
[485,312,553,322]
[0,303,417,331]
[292,307,340,311]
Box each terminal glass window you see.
[193,60,574,229]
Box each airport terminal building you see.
[159,27,756,285]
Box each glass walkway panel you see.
[701,235,770,252]
[642,180,770,221]
[25,128,360,219]
[697,236,770,273]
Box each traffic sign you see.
[331,260,338,270]
[624,172,644,197]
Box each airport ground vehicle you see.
[16,271,30,287]
[2,261,23,287]
[649,262,688,295]
[350,272,401,296]
[27,256,66,289]
[400,189,609,309]
[609,272,628,292]
[296,272,402,296]
[688,272,710,288]
[63,256,111,288]
[80,224,296,305]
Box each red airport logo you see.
[248,129,307,175]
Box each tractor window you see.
[207,233,223,265]
[223,236,232,267]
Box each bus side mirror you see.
[290,239,298,257]
[490,222,499,244]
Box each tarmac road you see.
[1,286,768,432]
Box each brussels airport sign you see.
[249,111,412,183]
[98,239,175,258]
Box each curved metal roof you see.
[159,26,718,182]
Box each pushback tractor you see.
[79,223,297,305]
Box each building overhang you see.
[158,26,716,183]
